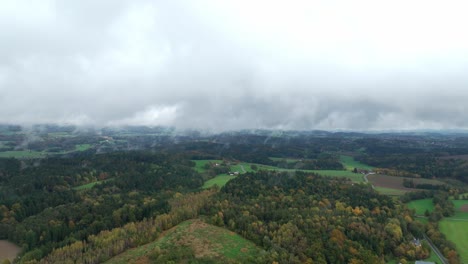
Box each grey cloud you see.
[1,0,468,131]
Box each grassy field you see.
[0,150,45,158]
[106,219,260,264]
[192,160,223,173]
[437,199,468,263]
[340,155,375,171]
[407,199,434,215]
[199,159,366,190]
[440,220,468,264]
[451,200,468,219]
[75,144,92,151]
[374,187,408,196]
[202,174,237,189]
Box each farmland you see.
[440,220,468,264]
[406,198,468,263]
[440,199,468,263]
[367,174,445,196]
[340,155,374,171]
[407,199,434,215]
[193,160,223,173]
[198,159,367,189]
[106,219,260,264]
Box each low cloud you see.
[1,0,468,131]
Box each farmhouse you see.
[412,238,422,247]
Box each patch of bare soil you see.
[0,240,21,262]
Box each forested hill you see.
[206,171,426,263]
[0,152,204,263]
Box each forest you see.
[0,126,467,263]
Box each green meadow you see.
[406,199,434,215]
[340,155,375,171]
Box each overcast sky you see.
[1,0,468,131]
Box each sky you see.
[1,0,468,131]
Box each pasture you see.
[106,219,259,264]
[439,220,468,263]
[340,155,375,171]
[374,187,407,196]
[198,159,367,190]
[192,159,223,173]
[406,199,434,215]
[75,144,92,151]
[202,174,237,189]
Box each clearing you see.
[340,155,375,171]
[105,219,260,264]
[406,199,434,215]
[202,174,237,189]
[0,240,21,263]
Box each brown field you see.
[0,240,21,262]
[368,174,444,192]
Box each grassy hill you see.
[105,219,260,264]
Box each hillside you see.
[106,219,260,264]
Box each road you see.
[423,234,448,264]
[363,173,375,189]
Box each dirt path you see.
[363,173,375,189]
[0,240,21,262]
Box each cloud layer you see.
[1,0,468,131]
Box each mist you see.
[1,0,468,131]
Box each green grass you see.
[374,187,407,196]
[200,160,367,190]
[0,150,45,158]
[451,200,468,219]
[406,199,434,215]
[75,144,92,151]
[340,155,375,171]
[192,160,223,173]
[242,163,365,183]
[202,174,237,189]
[439,220,468,264]
[105,219,259,264]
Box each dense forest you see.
[1,126,467,263]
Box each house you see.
[412,238,422,247]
